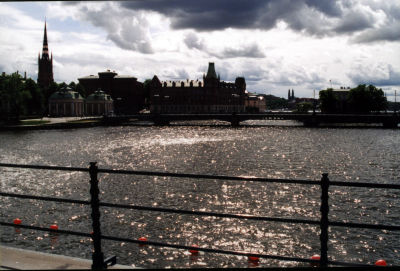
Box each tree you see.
[25,78,44,115]
[75,83,86,98]
[296,102,313,113]
[319,88,338,113]
[348,84,387,113]
[143,79,152,107]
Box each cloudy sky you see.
[1,1,399,100]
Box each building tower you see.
[204,62,219,87]
[38,20,54,88]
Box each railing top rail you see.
[0,163,88,172]
[1,162,400,189]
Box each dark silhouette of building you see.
[78,70,145,114]
[149,62,246,113]
[288,89,295,100]
[37,21,54,89]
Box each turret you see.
[235,77,246,92]
[204,62,219,87]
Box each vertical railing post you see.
[89,162,105,270]
[320,173,330,267]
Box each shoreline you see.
[0,120,397,131]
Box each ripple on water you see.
[0,126,399,267]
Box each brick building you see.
[245,92,267,113]
[78,70,145,114]
[149,63,246,113]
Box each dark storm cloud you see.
[121,0,399,42]
[121,0,342,32]
[334,11,375,33]
[352,22,400,43]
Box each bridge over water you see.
[104,112,400,128]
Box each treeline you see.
[0,72,85,122]
[263,94,289,109]
[319,84,388,114]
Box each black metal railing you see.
[1,162,399,269]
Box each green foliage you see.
[319,85,387,114]
[319,89,338,113]
[75,83,86,98]
[296,102,313,113]
[264,94,288,109]
[1,72,48,121]
[25,78,45,115]
[348,84,387,113]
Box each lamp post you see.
[313,89,316,114]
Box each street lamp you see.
[313,89,316,114]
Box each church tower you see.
[204,62,219,87]
[38,20,54,88]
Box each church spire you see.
[38,19,54,88]
[42,20,49,59]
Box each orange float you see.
[189,244,199,255]
[49,224,58,230]
[375,259,387,266]
[248,256,259,262]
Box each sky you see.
[0,1,399,100]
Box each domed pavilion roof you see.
[86,88,113,101]
[49,86,83,100]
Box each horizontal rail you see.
[2,163,400,189]
[2,192,398,231]
[0,163,88,172]
[99,201,320,225]
[329,221,400,231]
[0,192,90,205]
[97,167,319,184]
[100,234,321,264]
[0,221,91,238]
[330,181,400,189]
[99,233,372,267]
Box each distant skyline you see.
[0,1,399,100]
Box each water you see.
[0,121,399,268]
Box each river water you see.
[0,121,399,268]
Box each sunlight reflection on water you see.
[0,125,399,268]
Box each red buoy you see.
[375,259,387,266]
[13,218,22,225]
[189,245,199,255]
[138,237,147,247]
[311,254,320,261]
[50,224,58,230]
[310,254,321,267]
[248,256,259,262]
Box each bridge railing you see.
[0,162,399,269]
